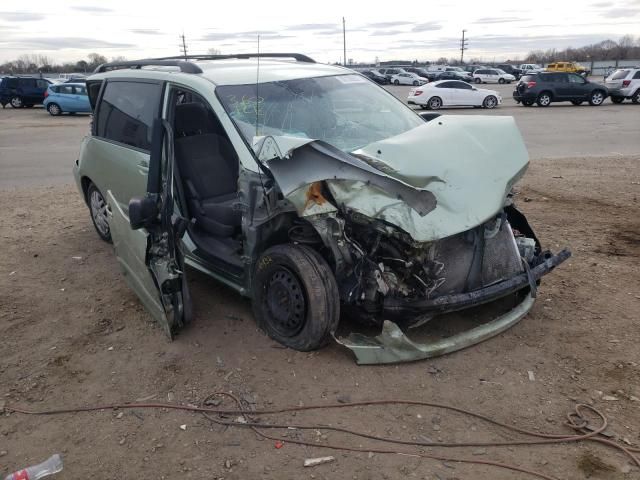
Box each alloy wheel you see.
[90,189,110,238]
[10,96,22,108]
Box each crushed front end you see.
[255,115,571,364]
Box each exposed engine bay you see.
[295,197,542,328]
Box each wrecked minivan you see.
[73,54,570,364]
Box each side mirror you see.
[129,194,158,230]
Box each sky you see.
[0,0,639,65]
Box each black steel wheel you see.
[252,244,339,351]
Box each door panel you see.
[107,190,176,337]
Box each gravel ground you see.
[1,154,639,479]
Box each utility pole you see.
[460,29,468,64]
[343,17,346,66]
[179,32,188,60]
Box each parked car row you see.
[0,75,92,114]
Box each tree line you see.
[0,53,125,74]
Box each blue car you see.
[43,83,91,115]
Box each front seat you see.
[174,102,241,237]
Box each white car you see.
[390,72,428,86]
[473,68,515,84]
[408,80,501,110]
[519,64,544,74]
[604,68,640,103]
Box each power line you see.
[460,29,468,63]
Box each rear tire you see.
[536,92,552,107]
[427,96,442,110]
[632,90,640,104]
[10,96,23,108]
[589,90,605,106]
[252,244,340,351]
[611,96,624,104]
[87,182,112,243]
[47,103,62,116]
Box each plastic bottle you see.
[4,454,63,480]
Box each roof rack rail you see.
[94,60,202,74]
[152,53,316,63]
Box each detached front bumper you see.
[336,249,571,365]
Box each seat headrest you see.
[175,102,210,136]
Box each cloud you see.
[70,6,113,13]
[474,16,528,23]
[602,6,640,17]
[8,37,135,49]
[0,11,45,21]
[200,32,238,41]
[591,1,613,6]
[130,29,162,35]
[412,22,442,32]
[371,30,404,36]
[286,23,337,30]
[365,21,413,28]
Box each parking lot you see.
[1,93,639,479]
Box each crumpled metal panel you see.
[335,293,535,364]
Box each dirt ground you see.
[1,155,639,479]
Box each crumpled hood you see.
[255,115,529,242]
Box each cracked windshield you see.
[217,74,423,152]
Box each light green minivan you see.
[74,54,570,364]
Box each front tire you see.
[394,80,400,85]
[589,90,605,106]
[87,182,111,243]
[10,96,23,108]
[47,103,62,116]
[474,78,481,84]
[252,244,340,351]
[482,95,498,109]
[427,96,442,110]
[498,78,505,84]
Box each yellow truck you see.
[546,61,589,75]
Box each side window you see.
[96,81,162,151]
[458,82,472,90]
[74,86,87,95]
[633,71,640,79]
[568,74,584,83]
[87,80,103,110]
[21,78,37,88]
[36,79,48,89]
[60,85,74,94]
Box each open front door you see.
[106,119,192,339]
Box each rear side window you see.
[59,85,74,94]
[610,70,629,80]
[634,71,640,79]
[520,75,536,83]
[86,80,102,110]
[20,78,36,88]
[96,81,162,151]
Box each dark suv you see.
[496,64,522,79]
[513,72,608,107]
[0,76,53,108]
